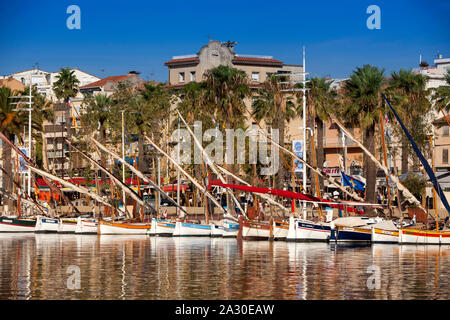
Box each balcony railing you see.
[323,136,357,147]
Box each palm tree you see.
[83,93,111,142]
[0,86,28,209]
[433,69,450,110]
[253,74,297,189]
[52,67,80,176]
[304,77,337,193]
[203,65,250,214]
[388,68,430,172]
[341,65,386,214]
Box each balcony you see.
[323,136,357,148]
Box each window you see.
[443,126,449,136]
[443,149,448,164]
[252,72,260,82]
[190,71,196,81]
[20,77,25,84]
[179,72,185,83]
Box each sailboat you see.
[0,216,36,232]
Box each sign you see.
[323,168,340,176]
[292,140,303,172]
[19,148,27,173]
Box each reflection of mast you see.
[120,243,126,299]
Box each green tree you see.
[203,65,250,213]
[304,77,337,193]
[388,68,430,173]
[433,69,450,111]
[341,65,386,214]
[0,86,28,208]
[253,74,297,189]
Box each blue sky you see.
[0,0,449,82]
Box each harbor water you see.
[0,233,449,300]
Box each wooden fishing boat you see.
[371,227,399,243]
[172,221,211,237]
[75,217,98,234]
[210,222,223,237]
[58,218,78,233]
[0,216,36,232]
[99,219,150,235]
[330,225,372,242]
[241,220,271,240]
[399,228,450,245]
[34,215,59,233]
[273,220,289,240]
[149,218,176,236]
[286,217,331,242]
[222,219,239,238]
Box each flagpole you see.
[379,108,392,218]
[121,110,126,212]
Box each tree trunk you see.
[138,134,145,173]
[316,118,325,191]
[275,113,285,190]
[364,124,377,216]
[2,132,14,211]
[401,137,409,175]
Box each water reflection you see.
[0,234,448,300]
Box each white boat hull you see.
[210,223,223,237]
[371,227,399,243]
[34,216,59,233]
[273,220,289,240]
[0,217,36,232]
[222,220,239,238]
[149,218,175,236]
[75,217,98,234]
[286,217,331,241]
[173,221,211,237]
[99,222,150,235]
[399,229,450,244]
[241,221,271,240]
[58,218,78,233]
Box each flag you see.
[341,172,365,191]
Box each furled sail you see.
[383,93,450,217]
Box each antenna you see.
[221,40,238,48]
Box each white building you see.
[4,68,100,100]
[415,56,450,89]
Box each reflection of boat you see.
[173,221,211,237]
[241,220,271,240]
[58,218,78,233]
[399,229,450,245]
[99,220,150,235]
[0,216,36,232]
[286,217,331,242]
[149,218,175,236]
[34,216,59,233]
[75,217,98,234]
[273,220,289,240]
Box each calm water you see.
[0,233,449,300]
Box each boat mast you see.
[431,135,439,231]
[379,108,392,218]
